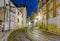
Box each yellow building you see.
[39,0,60,34]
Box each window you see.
[18,12,19,15]
[48,2,53,10]
[17,18,19,23]
[0,20,2,25]
[0,20,2,22]
[57,7,60,16]
[43,0,47,4]
[0,8,3,18]
[43,8,46,14]
[22,21,23,25]
[48,11,53,18]
[56,0,60,4]
[46,0,49,2]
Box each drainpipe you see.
[4,0,6,32]
[9,0,11,31]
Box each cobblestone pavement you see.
[2,30,31,41]
[2,31,12,41]
[2,28,60,41]
[25,29,60,41]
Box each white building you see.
[15,7,27,28]
[4,0,17,30]
[0,0,27,30]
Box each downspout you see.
[4,0,6,32]
[9,0,11,30]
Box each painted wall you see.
[0,0,4,7]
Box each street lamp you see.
[35,13,42,21]
[34,19,37,23]
[28,22,31,25]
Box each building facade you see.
[39,0,60,34]
[0,0,27,31]
[15,7,27,28]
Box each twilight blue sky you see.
[11,0,38,18]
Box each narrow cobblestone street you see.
[2,28,60,41]
[0,0,60,41]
